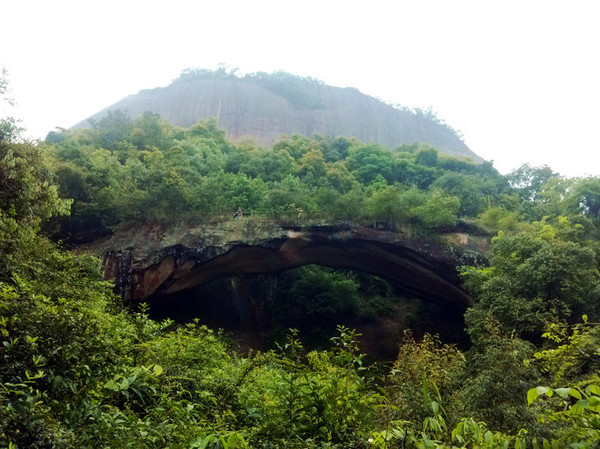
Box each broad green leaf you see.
[569,388,582,400]
[572,400,587,414]
[588,395,600,406]
[485,430,493,444]
[104,380,118,391]
[528,386,552,405]
[587,384,600,396]
[555,387,581,400]
[554,388,570,399]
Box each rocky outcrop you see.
[71,77,480,161]
[92,220,487,311]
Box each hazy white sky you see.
[1,0,599,177]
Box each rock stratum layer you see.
[72,77,480,160]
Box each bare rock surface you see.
[72,78,480,161]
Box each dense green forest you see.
[2,80,600,447]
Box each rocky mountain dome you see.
[72,70,480,160]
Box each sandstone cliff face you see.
[72,78,480,160]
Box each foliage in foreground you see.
[2,238,599,448]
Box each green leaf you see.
[572,400,588,414]
[587,384,600,396]
[588,396,600,407]
[528,386,552,405]
[568,388,582,400]
[131,387,145,403]
[104,380,118,391]
[555,387,581,400]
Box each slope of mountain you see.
[72,72,480,161]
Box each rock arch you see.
[100,224,480,310]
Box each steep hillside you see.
[71,71,480,160]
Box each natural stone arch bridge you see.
[96,220,487,311]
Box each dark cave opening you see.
[147,266,468,360]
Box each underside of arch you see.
[132,234,473,310]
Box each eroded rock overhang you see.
[93,221,487,310]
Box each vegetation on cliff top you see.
[2,74,600,446]
[49,109,498,241]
